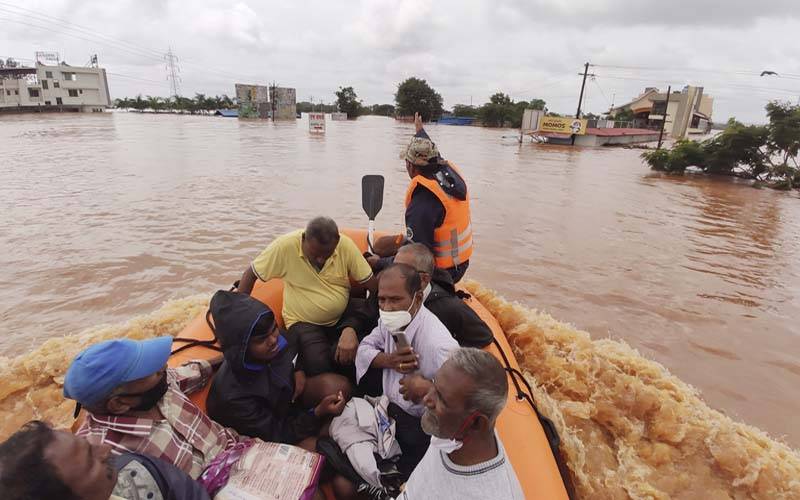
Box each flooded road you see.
[1,112,799,447]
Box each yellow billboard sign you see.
[538,116,588,135]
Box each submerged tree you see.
[641,101,800,190]
[394,77,444,121]
[477,93,547,128]
[113,94,240,114]
[335,86,362,118]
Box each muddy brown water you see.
[1,112,799,450]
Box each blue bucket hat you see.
[64,336,173,408]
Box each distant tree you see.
[394,77,444,121]
[145,95,163,112]
[476,94,547,128]
[528,98,546,110]
[613,108,635,122]
[368,104,396,116]
[219,94,234,108]
[642,101,800,190]
[335,86,362,118]
[489,93,512,106]
[452,104,477,117]
[297,101,337,113]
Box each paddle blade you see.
[361,175,384,220]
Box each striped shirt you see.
[356,305,458,417]
[76,360,242,479]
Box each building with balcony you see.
[609,86,713,138]
[0,60,111,113]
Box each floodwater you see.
[1,112,799,496]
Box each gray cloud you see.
[497,0,800,28]
[1,0,798,123]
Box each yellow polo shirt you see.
[251,230,373,328]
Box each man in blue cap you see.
[64,336,241,479]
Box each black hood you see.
[209,290,276,376]
[422,162,468,201]
[428,267,456,300]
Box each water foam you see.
[1,285,798,498]
[463,281,800,499]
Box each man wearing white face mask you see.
[398,348,524,500]
[355,263,458,478]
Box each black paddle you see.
[361,175,384,253]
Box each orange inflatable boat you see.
[170,228,570,500]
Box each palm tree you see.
[145,95,162,112]
[193,93,207,114]
[133,95,145,112]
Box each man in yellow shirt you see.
[238,216,377,377]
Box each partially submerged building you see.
[270,86,296,120]
[0,58,111,113]
[234,83,296,120]
[235,83,270,119]
[609,86,713,137]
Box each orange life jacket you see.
[404,162,473,268]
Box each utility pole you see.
[575,62,590,119]
[657,85,671,149]
[573,62,595,145]
[270,81,278,120]
[164,47,181,98]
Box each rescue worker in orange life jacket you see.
[368,112,473,283]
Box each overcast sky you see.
[2,0,799,123]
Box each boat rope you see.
[491,336,577,500]
[170,309,221,356]
[170,282,240,356]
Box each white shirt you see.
[355,305,458,417]
[398,434,524,500]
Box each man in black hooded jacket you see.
[205,291,351,448]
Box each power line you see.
[594,73,798,95]
[0,9,267,85]
[106,72,167,85]
[0,2,164,61]
[0,16,165,64]
[593,63,800,82]
[591,77,611,108]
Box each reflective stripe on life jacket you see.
[404,162,473,268]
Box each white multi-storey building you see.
[0,60,111,113]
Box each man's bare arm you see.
[238,266,258,295]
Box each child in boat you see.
[205,290,351,448]
[63,336,242,479]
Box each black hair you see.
[0,421,80,500]
[305,216,340,246]
[380,263,422,296]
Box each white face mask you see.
[428,435,464,453]
[422,282,432,302]
[379,295,418,332]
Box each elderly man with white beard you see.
[397,348,524,500]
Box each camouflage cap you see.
[404,136,439,166]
